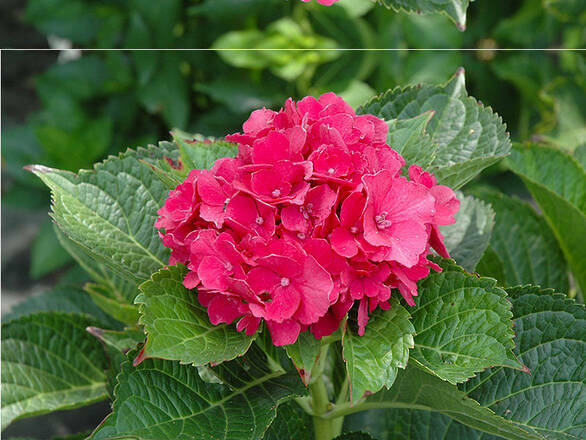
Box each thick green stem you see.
[310,376,335,440]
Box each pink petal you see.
[357,297,369,336]
[207,295,242,325]
[266,319,301,346]
[198,256,229,291]
[331,227,358,258]
[311,312,339,339]
[265,286,302,322]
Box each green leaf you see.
[2,285,121,330]
[476,244,507,283]
[285,331,323,385]
[172,130,238,171]
[136,265,255,366]
[86,327,144,354]
[376,0,472,31]
[354,286,585,439]
[91,345,305,440]
[343,362,537,440]
[410,259,522,384]
[386,111,438,170]
[264,401,313,440]
[474,188,570,292]
[461,286,586,439]
[439,192,495,271]
[343,299,415,403]
[1,313,108,430]
[359,69,511,189]
[30,220,73,279]
[507,143,586,296]
[28,145,173,285]
[84,283,140,326]
[575,143,586,170]
[55,227,141,326]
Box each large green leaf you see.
[359,69,511,189]
[356,286,585,439]
[474,188,570,292]
[342,299,415,403]
[342,362,537,440]
[376,0,472,30]
[410,259,522,384]
[91,345,305,440]
[1,313,109,430]
[285,331,323,386]
[28,147,172,285]
[439,192,494,271]
[264,400,313,440]
[507,143,586,296]
[2,285,121,330]
[461,286,586,439]
[135,265,255,366]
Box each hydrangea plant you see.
[2,70,584,440]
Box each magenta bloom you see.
[300,0,339,5]
[156,93,460,346]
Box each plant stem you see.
[310,375,336,440]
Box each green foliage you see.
[342,299,414,403]
[474,188,570,292]
[30,220,73,279]
[3,285,121,330]
[28,147,172,285]
[410,259,522,384]
[439,193,495,271]
[90,345,306,440]
[461,286,586,439]
[377,0,472,30]
[136,265,256,366]
[508,143,586,297]
[1,313,109,430]
[344,362,537,440]
[285,332,323,385]
[358,70,512,189]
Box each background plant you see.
[1,67,584,439]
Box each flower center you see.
[272,189,281,198]
[224,262,233,272]
[300,203,314,219]
[280,277,290,287]
[350,226,358,234]
[297,232,306,239]
[255,216,264,225]
[375,211,392,229]
[328,168,335,175]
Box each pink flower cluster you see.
[155,93,459,346]
[300,0,338,5]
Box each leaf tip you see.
[87,326,104,339]
[133,345,147,367]
[23,164,52,175]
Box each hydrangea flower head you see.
[156,93,460,345]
